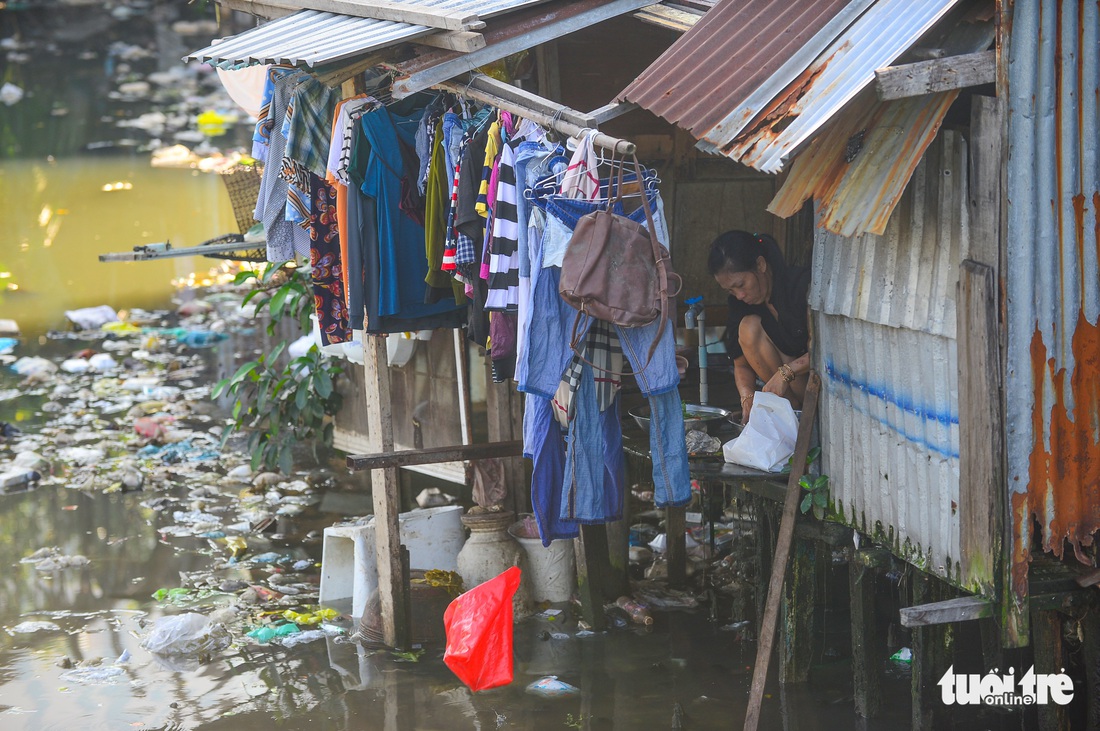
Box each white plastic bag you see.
[723,392,799,472]
[140,613,230,656]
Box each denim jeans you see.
[561,361,625,523]
[520,266,689,508]
[524,393,579,545]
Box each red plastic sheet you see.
[443,566,521,692]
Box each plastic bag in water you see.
[141,613,229,656]
[443,566,521,692]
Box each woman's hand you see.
[739,393,754,425]
[762,369,791,398]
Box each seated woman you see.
[707,230,810,423]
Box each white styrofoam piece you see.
[319,505,464,619]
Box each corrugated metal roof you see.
[725,0,963,173]
[618,0,858,143]
[810,130,967,584]
[1005,0,1100,592]
[186,10,432,68]
[186,0,556,68]
[767,88,958,237]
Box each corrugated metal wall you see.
[1006,1,1100,594]
[810,131,968,581]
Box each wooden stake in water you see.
[743,373,821,731]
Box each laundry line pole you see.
[433,78,636,156]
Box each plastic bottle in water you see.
[615,596,654,626]
[177,330,226,348]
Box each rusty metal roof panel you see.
[808,131,967,339]
[768,90,959,237]
[1005,0,1100,588]
[726,0,963,173]
[186,10,432,68]
[618,0,859,141]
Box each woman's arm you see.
[762,307,813,397]
[733,355,758,424]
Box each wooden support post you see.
[363,335,409,649]
[604,510,631,601]
[485,367,526,514]
[1033,610,1070,731]
[779,535,815,684]
[535,40,561,103]
[850,550,885,718]
[743,372,821,731]
[666,505,686,589]
[575,525,610,630]
[1083,611,1100,731]
[910,572,950,731]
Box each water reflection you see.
[0,155,236,338]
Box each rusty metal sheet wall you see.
[810,129,967,582]
[1006,1,1100,593]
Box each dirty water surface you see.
[0,329,923,731]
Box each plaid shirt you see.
[552,320,623,427]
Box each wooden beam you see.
[391,0,655,98]
[780,537,815,684]
[633,3,704,33]
[346,439,523,471]
[414,31,486,53]
[575,526,608,630]
[899,596,993,628]
[743,372,821,731]
[850,550,883,718]
[241,0,486,31]
[586,101,638,126]
[665,505,686,588]
[362,335,409,649]
[958,260,1003,600]
[433,79,635,155]
[875,50,995,101]
[218,0,294,19]
[458,74,595,128]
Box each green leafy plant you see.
[799,474,830,520]
[212,262,343,473]
[234,261,313,335]
[781,445,821,474]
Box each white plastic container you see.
[319,505,464,619]
[508,517,575,604]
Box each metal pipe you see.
[697,305,708,406]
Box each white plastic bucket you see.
[508,517,575,604]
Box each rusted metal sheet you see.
[809,130,968,584]
[618,0,858,142]
[725,0,962,173]
[1006,0,1100,597]
[809,132,968,338]
[768,89,958,237]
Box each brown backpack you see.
[559,153,681,369]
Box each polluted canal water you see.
[0,4,945,730]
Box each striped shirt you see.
[485,140,520,311]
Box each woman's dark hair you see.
[707,230,782,276]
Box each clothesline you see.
[434,77,636,156]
